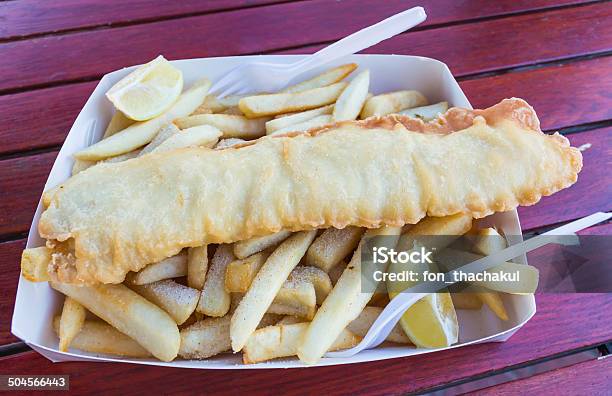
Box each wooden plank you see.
[0,151,57,236]
[0,1,606,93]
[473,357,612,395]
[1,8,610,156]
[1,0,594,41]
[285,2,612,79]
[519,126,612,230]
[460,56,612,131]
[0,82,96,156]
[0,0,290,40]
[0,239,25,345]
[1,293,610,394]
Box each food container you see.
[11,54,536,368]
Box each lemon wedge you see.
[387,260,458,348]
[106,55,183,121]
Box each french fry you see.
[243,322,360,364]
[269,115,333,136]
[451,293,483,309]
[268,281,317,319]
[51,282,180,361]
[305,226,364,272]
[281,63,357,93]
[187,245,208,290]
[20,246,51,282]
[333,70,370,121]
[53,317,150,358]
[289,266,332,305]
[138,123,180,156]
[227,264,322,319]
[58,297,86,351]
[231,294,281,325]
[74,79,211,160]
[195,97,222,114]
[396,213,472,252]
[214,138,246,149]
[224,250,271,293]
[231,230,317,352]
[196,94,245,114]
[131,252,187,285]
[297,226,401,364]
[471,227,507,256]
[474,288,509,320]
[178,316,231,359]
[347,306,411,344]
[191,105,213,115]
[129,279,199,324]
[265,105,333,134]
[152,125,221,153]
[197,245,235,317]
[239,82,347,118]
[226,262,329,303]
[174,114,269,139]
[233,230,292,259]
[399,101,448,121]
[360,90,428,118]
[471,228,511,320]
[230,275,320,318]
[327,260,348,286]
[103,111,135,138]
[179,313,281,359]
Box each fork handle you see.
[290,6,426,74]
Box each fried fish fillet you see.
[39,98,581,284]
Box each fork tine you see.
[210,71,242,95]
[217,83,244,98]
[210,78,237,96]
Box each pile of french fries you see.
[21,60,538,365]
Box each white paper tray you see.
[11,54,536,369]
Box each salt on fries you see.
[58,297,86,352]
[51,282,180,362]
[187,245,208,290]
[198,245,234,317]
[297,226,402,364]
[22,60,544,366]
[231,230,317,351]
[233,230,292,259]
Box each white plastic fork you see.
[211,6,427,97]
[326,211,611,358]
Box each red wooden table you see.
[1,1,611,394]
